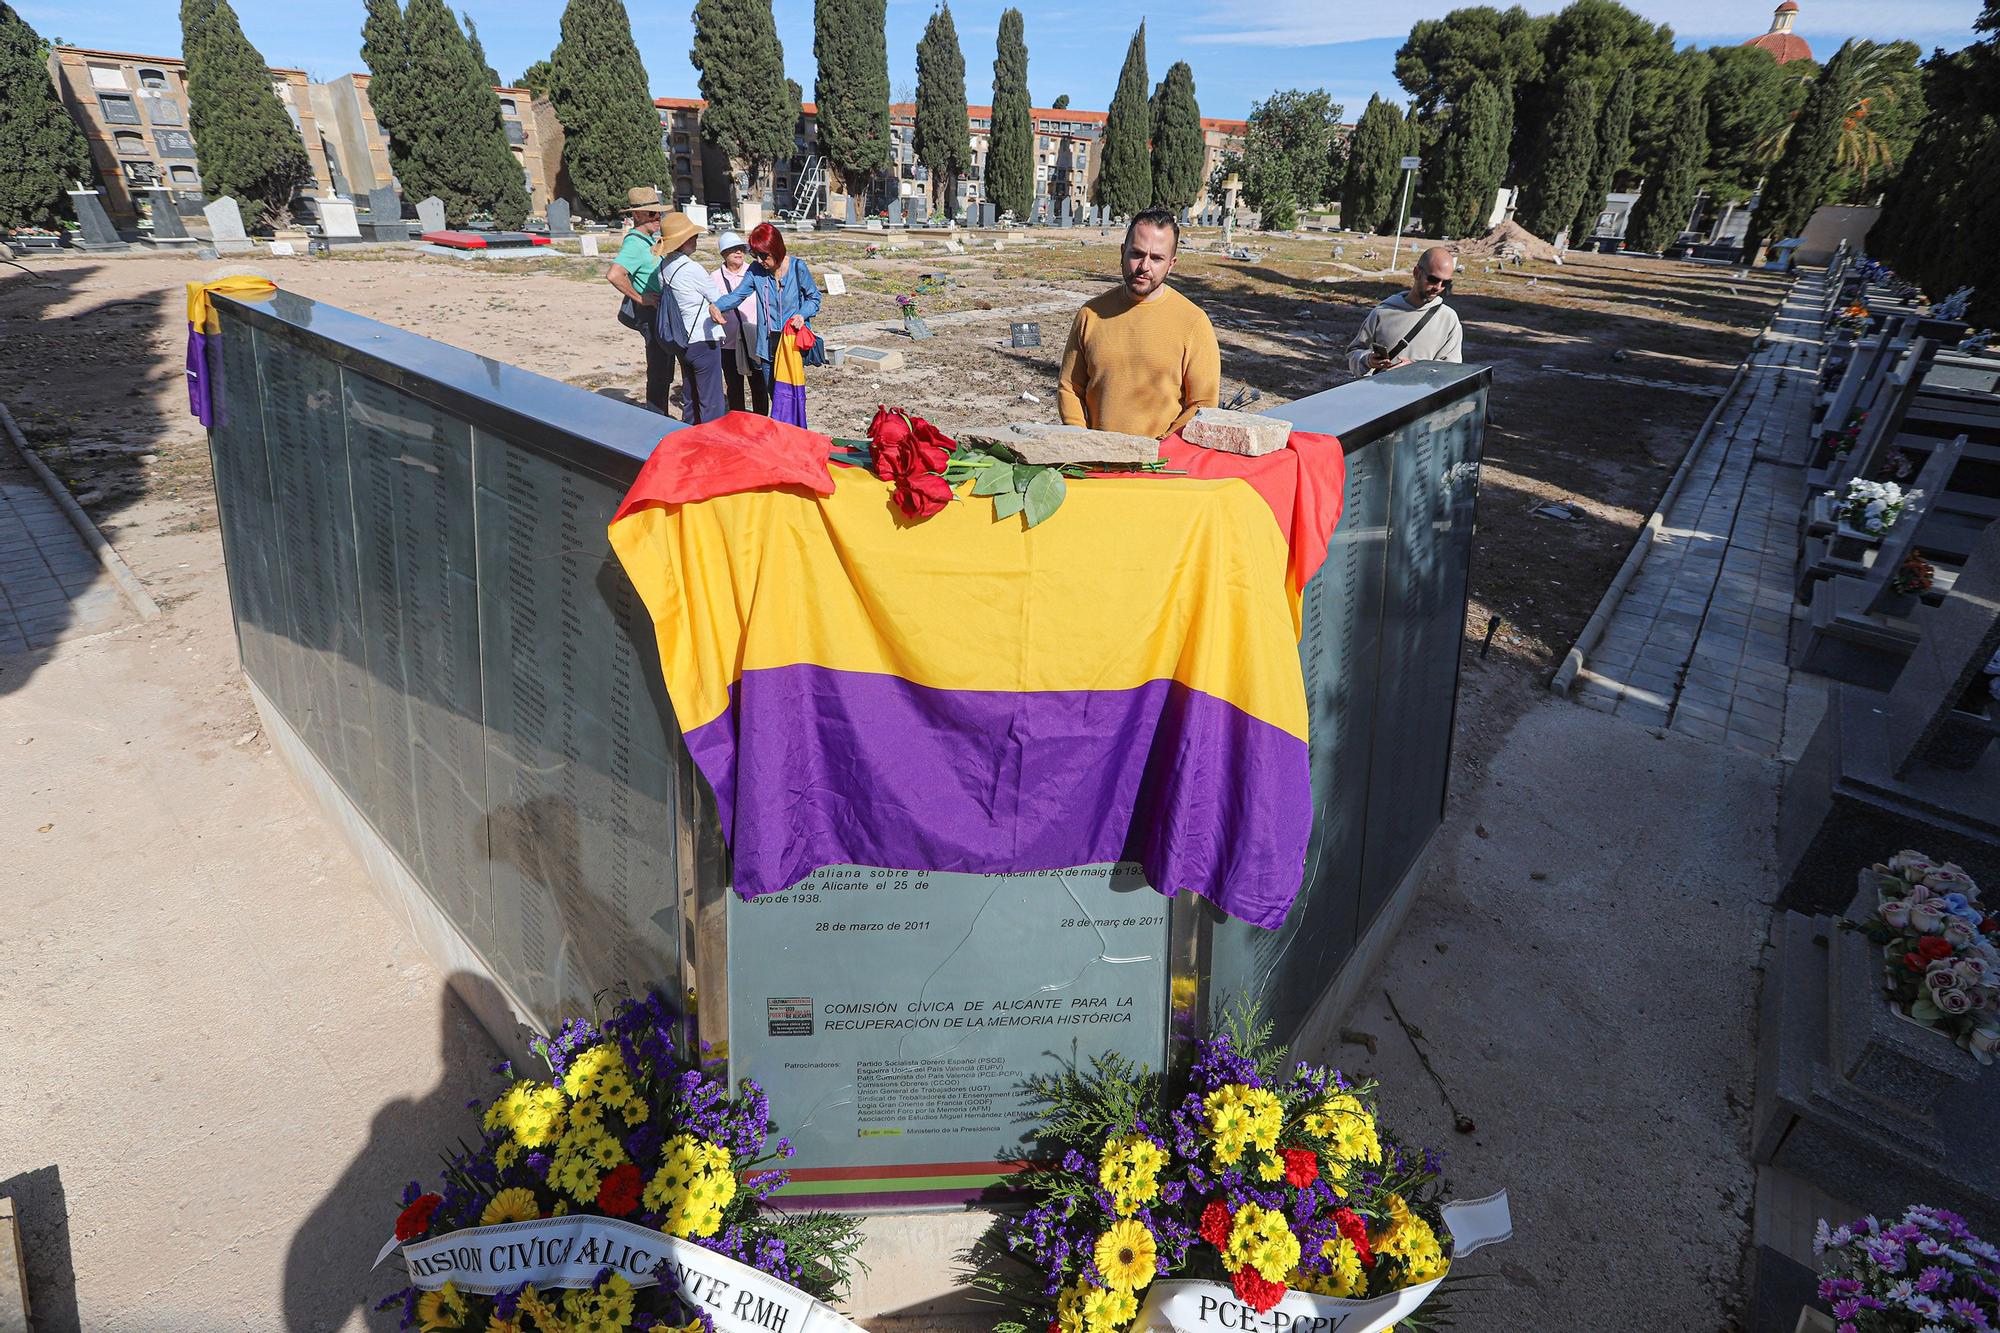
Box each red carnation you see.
[597,1162,643,1217]
[1281,1148,1319,1189]
[1981,916,1997,934]
[1333,1207,1374,1269]
[395,1193,443,1242]
[1230,1266,1287,1312]
[1906,951,1928,973]
[1918,936,1955,962]
[1199,1199,1233,1249]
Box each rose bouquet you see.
[1824,410,1866,459]
[1813,1205,2000,1330]
[1889,552,1934,598]
[376,989,862,1332]
[975,1007,1506,1333]
[1828,478,1922,537]
[846,406,1177,525]
[1856,851,2000,1063]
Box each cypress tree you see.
[1428,78,1509,238]
[360,0,410,179]
[548,0,671,220]
[912,3,970,218]
[1150,60,1203,211]
[1051,93,1068,110]
[1626,79,1707,251]
[386,0,529,226]
[1570,66,1633,242]
[1339,93,1404,234]
[1096,22,1150,218]
[1516,77,1595,238]
[814,0,891,198]
[1744,39,1867,262]
[516,59,553,98]
[983,8,1033,220]
[1876,47,1996,323]
[0,2,94,228]
[180,0,312,227]
[464,13,498,86]
[692,0,794,206]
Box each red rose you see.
[867,407,953,480]
[1981,916,1997,934]
[597,1162,643,1217]
[1199,1199,1233,1249]
[1906,951,1928,973]
[905,414,954,474]
[1281,1148,1319,1189]
[1230,1265,1287,1312]
[892,470,954,519]
[395,1193,443,1242]
[1334,1207,1374,1269]
[1919,936,1955,962]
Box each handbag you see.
[617,294,645,332]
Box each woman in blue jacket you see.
[708,221,821,426]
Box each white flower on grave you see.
[1938,988,1973,1015]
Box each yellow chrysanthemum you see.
[1080,1285,1137,1332]
[483,1081,567,1149]
[1055,1282,1089,1333]
[1255,1153,1284,1183]
[415,1281,468,1331]
[1292,1235,1369,1298]
[479,1187,540,1227]
[1372,1194,1448,1285]
[515,1285,556,1327]
[1304,1092,1382,1166]
[1223,1203,1301,1284]
[1094,1218,1158,1292]
[643,1133,738,1237]
[494,1140,521,1171]
[561,1274,637,1333]
[1097,1135,1166,1216]
[483,1314,522,1333]
[1201,1083,1283,1166]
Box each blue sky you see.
[22,0,1986,120]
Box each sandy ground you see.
[0,233,1784,1330]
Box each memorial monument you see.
[202,197,251,255]
[195,284,1488,1311]
[67,186,129,252]
[140,186,199,251]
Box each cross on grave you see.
[68,187,130,252]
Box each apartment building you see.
[48,45,336,223]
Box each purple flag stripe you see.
[684,664,1311,928]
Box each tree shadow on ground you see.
[0,261,177,697]
[281,973,508,1332]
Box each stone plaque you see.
[822,270,847,296]
[153,128,197,158]
[144,94,183,125]
[203,196,250,253]
[417,196,447,233]
[315,197,361,239]
[546,198,575,237]
[579,234,600,257]
[727,862,1168,1205]
[1010,321,1040,348]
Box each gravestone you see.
[68,188,129,252]
[822,270,847,296]
[140,186,198,250]
[314,197,362,244]
[1010,322,1040,348]
[911,196,929,225]
[846,196,859,225]
[685,202,708,229]
[416,196,447,234]
[1059,198,1073,228]
[1884,527,2000,774]
[269,240,297,256]
[546,199,575,237]
[1178,207,1190,227]
[579,234,600,258]
[358,186,410,242]
[1095,205,1108,228]
[903,314,932,340]
[865,217,884,233]
[888,198,904,225]
[983,203,998,228]
[202,196,251,255]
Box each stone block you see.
[960,423,1161,466]
[1182,407,1294,456]
[846,347,905,372]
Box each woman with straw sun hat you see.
[650,211,727,425]
[604,185,674,414]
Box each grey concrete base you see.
[1293,825,1442,1062]
[247,675,547,1074]
[1777,684,2000,911]
[1748,1163,1852,1333]
[416,243,546,261]
[69,240,130,253]
[139,236,204,252]
[214,240,253,256]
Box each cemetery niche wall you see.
[204,287,1487,1212]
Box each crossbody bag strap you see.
[1385,301,1445,360]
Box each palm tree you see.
[1754,41,1916,192]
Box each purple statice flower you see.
[400,1180,422,1207]
[745,1170,789,1199]
[1160,1181,1186,1206]
[525,1151,551,1179]
[1187,1031,1261,1092]
[1062,1149,1088,1173]
[374,1286,418,1329]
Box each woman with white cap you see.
[710,231,769,415]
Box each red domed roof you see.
[1746,30,1813,63]
[1776,1,1799,11]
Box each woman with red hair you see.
[708,221,823,426]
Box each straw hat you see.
[620,186,667,214]
[651,212,703,255]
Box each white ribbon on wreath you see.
[374,1215,868,1333]
[1133,1191,1512,1333]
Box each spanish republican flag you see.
[608,415,1323,929]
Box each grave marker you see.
[823,270,847,296]
[416,196,447,234]
[314,197,362,243]
[579,234,600,257]
[68,187,130,252]
[140,186,198,250]
[546,199,575,237]
[888,198,904,225]
[1010,322,1041,348]
[1885,525,2000,773]
[202,196,251,254]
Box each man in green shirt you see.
[605,186,672,413]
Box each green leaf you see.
[972,464,1016,496]
[1024,468,1066,527]
[1911,999,1943,1025]
[993,489,1026,519]
[1012,462,1042,493]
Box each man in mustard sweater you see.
[1058,208,1221,439]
